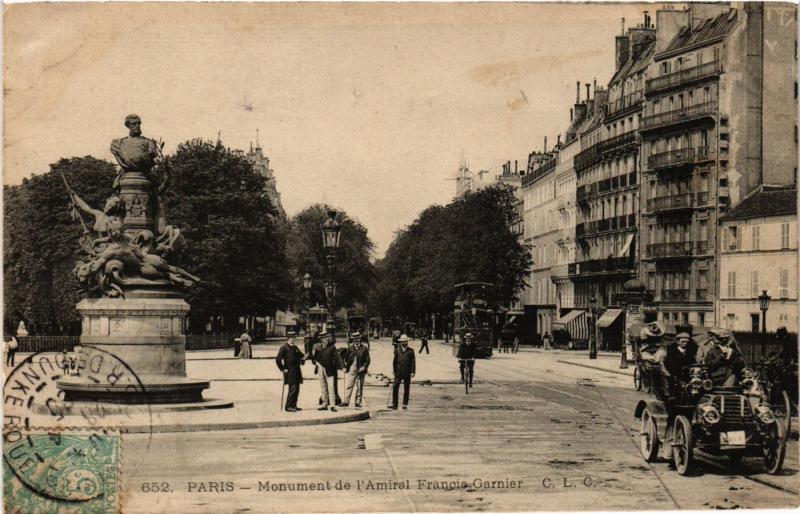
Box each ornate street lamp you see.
[758,290,771,334]
[589,295,598,360]
[302,272,312,334]
[321,209,342,335]
[302,272,313,291]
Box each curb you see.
[98,409,371,434]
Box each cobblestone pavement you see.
[120,338,799,512]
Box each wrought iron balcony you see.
[576,214,637,239]
[606,91,643,118]
[646,192,710,213]
[645,60,723,96]
[647,146,715,171]
[574,132,638,174]
[640,101,717,132]
[661,289,690,301]
[568,257,635,276]
[646,240,709,259]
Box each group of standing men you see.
[275,328,370,413]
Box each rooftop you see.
[657,9,739,58]
[721,186,797,221]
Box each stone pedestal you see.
[58,295,210,404]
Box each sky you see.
[4,2,652,257]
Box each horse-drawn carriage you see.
[632,324,787,476]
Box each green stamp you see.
[3,430,120,514]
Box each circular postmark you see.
[3,346,152,510]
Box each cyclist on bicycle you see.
[458,332,476,387]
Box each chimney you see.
[593,78,597,97]
[585,83,591,101]
[576,81,581,103]
[557,134,562,146]
[629,25,656,61]
[544,136,548,153]
[570,107,574,121]
[594,88,609,109]
[621,17,625,35]
[515,160,518,173]
[615,35,630,70]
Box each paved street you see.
[118,338,799,512]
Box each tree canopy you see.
[369,184,530,321]
[164,139,292,333]
[4,157,117,334]
[286,204,375,312]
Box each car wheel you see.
[633,367,642,391]
[763,421,787,475]
[640,408,659,462]
[673,415,693,476]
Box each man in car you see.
[658,332,697,398]
[704,329,745,387]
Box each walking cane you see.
[280,381,286,412]
[465,364,469,396]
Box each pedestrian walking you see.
[418,329,430,354]
[458,332,476,387]
[5,335,18,367]
[342,332,370,408]
[238,329,253,359]
[316,333,340,411]
[542,331,552,351]
[390,335,415,410]
[233,334,241,357]
[276,330,305,412]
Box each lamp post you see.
[321,209,342,336]
[619,297,629,369]
[302,272,312,333]
[758,289,771,359]
[589,295,598,360]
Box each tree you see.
[286,204,375,313]
[3,157,117,334]
[163,139,292,333]
[370,184,530,322]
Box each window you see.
[682,312,689,324]
[752,225,760,250]
[727,270,737,298]
[751,270,759,297]
[696,50,704,65]
[751,314,760,333]
[725,225,741,251]
[780,268,789,299]
[698,312,706,326]
[726,313,736,330]
[781,223,790,248]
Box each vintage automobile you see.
[634,362,787,475]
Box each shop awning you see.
[553,310,589,341]
[618,233,635,257]
[596,308,623,328]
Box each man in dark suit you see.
[316,334,342,411]
[342,333,370,408]
[391,335,416,410]
[276,331,305,412]
[458,332,476,387]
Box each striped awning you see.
[553,310,589,341]
[596,308,623,328]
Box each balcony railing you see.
[606,91,643,117]
[640,101,717,132]
[574,132,638,173]
[645,60,723,95]
[576,213,637,238]
[568,256,635,275]
[646,240,709,259]
[646,192,710,213]
[522,157,557,187]
[661,289,690,301]
[647,146,715,171]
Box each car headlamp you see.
[698,403,721,424]
[702,379,714,391]
[755,404,776,424]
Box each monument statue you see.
[58,114,211,405]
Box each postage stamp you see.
[3,430,120,514]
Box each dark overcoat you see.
[276,343,305,384]
[393,347,416,378]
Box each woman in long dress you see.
[238,330,253,359]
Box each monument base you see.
[59,295,210,404]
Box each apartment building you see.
[639,3,797,326]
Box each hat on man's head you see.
[350,331,361,340]
[286,329,297,337]
[708,327,731,340]
[398,334,410,343]
[675,332,691,341]
[640,322,665,339]
[464,333,474,340]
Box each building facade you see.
[247,142,286,219]
[639,3,797,327]
[718,186,798,333]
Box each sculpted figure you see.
[110,114,161,183]
[68,190,124,243]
